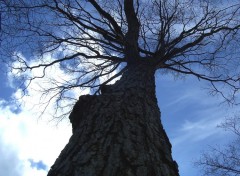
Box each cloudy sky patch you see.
[0,96,72,176]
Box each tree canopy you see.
[1,0,240,117]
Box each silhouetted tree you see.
[196,116,240,176]
[1,0,240,175]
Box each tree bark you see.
[47,64,179,176]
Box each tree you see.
[1,0,240,175]
[196,115,240,176]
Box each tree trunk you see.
[47,64,179,176]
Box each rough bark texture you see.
[48,65,179,176]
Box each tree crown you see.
[1,0,240,117]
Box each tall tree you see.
[1,0,240,175]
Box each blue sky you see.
[156,74,237,175]
[0,63,237,176]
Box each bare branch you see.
[2,0,240,117]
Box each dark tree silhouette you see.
[1,0,240,175]
[196,116,240,176]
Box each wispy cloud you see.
[172,117,223,146]
[156,74,239,176]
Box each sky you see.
[0,61,238,176]
[0,1,239,175]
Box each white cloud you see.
[0,135,23,176]
[8,52,89,118]
[0,52,78,176]
[0,98,72,176]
